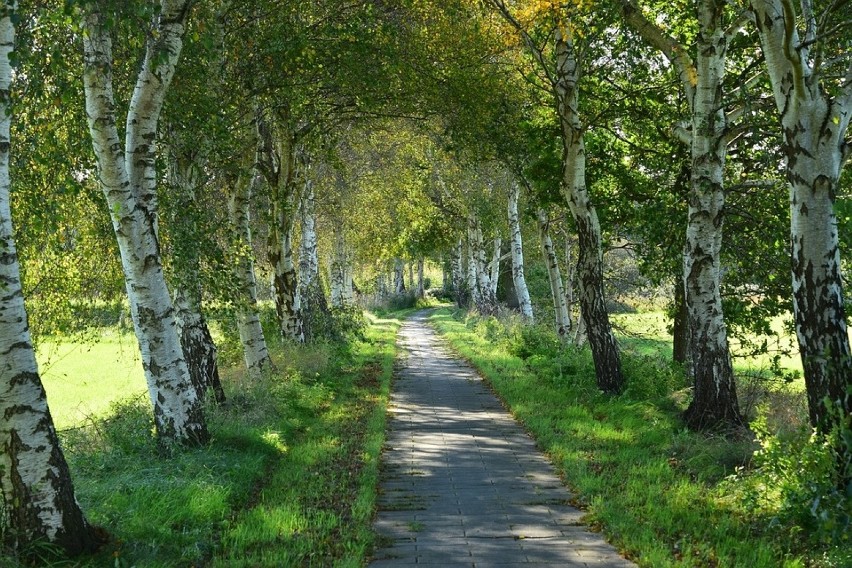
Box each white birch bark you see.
[622,0,743,426]
[450,238,467,308]
[330,215,354,307]
[227,172,273,374]
[554,28,623,392]
[81,1,208,445]
[0,6,98,554]
[167,148,225,403]
[394,258,406,293]
[537,209,571,338]
[489,237,502,297]
[466,237,479,308]
[752,0,852,430]
[509,182,534,321]
[468,216,498,315]
[416,258,425,298]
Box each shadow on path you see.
[370,310,636,567]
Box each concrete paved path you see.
[370,311,636,567]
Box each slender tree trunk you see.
[227,173,273,374]
[752,0,852,434]
[489,237,502,297]
[81,1,208,445]
[466,237,479,308]
[167,149,224,404]
[554,29,623,393]
[537,209,571,338]
[683,0,743,429]
[451,239,468,308]
[672,274,691,370]
[330,215,354,307]
[296,179,326,341]
[0,6,99,555]
[416,258,425,298]
[509,182,534,321]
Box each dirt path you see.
[370,311,636,567]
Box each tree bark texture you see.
[394,258,406,294]
[81,1,208,445]
[416,258,425,298]
[537,210,571,338]
[258,108,303,343]
[753,0,852,431]
[227,173,273,374]
[0,6,100,555]
[330,215,355,307]
[682,0,743,429]
[451,239,468,308]
[554,28,623,393]
[468,216,498,316]
[168,149,224,404]
[296,180,326,341]
[509,182,534,321]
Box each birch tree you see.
[489,0,624,392]
[0,3,98,555]
[537,208,572,337]
[620,0,747,428]
[508,180,534,320]
[751,0,852,434]
[81,0,209,445]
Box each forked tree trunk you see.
[468,216,498,316]
[753,0,852,432]
[0,6,99,555]
[228,173,273,374]
[393,258,406,293]
[509,182,534,321]
[537,209,571,338]
[258,108,303,343]
[81,0,208,445]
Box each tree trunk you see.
[227,172,274,374]
[672,274,691,370]
[537,209,571,338]
[553,28,623,393]
[683,0,743,429]
[416,258,425,298]
[258,108,303,343]
[81,1,208,445]
[174,287,225,404]
[468,216,498,316]
[0,7,100,555]
[489,237,502,297]
[330,215,355,307]
[752,0,852,434]
[167,147,225,404]
[509,182,534,321]
[297,179,326,342]
[451,239,468,308]
[394,258,406,293]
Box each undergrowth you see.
[429,308,850,568]
[3,311,400,567]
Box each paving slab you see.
[369,311,636,567]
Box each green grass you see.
[5,311,402,567]
[428,308,849,568]
[37,332,146,430]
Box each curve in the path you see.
[370,311,636,567]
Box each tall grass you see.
[3,311,401,567]
[429,308,850,568]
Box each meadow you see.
[10,304,848,567]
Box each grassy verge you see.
[11,311,402,567]
[428,308,848,568]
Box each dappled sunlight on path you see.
[370,310,636,567]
